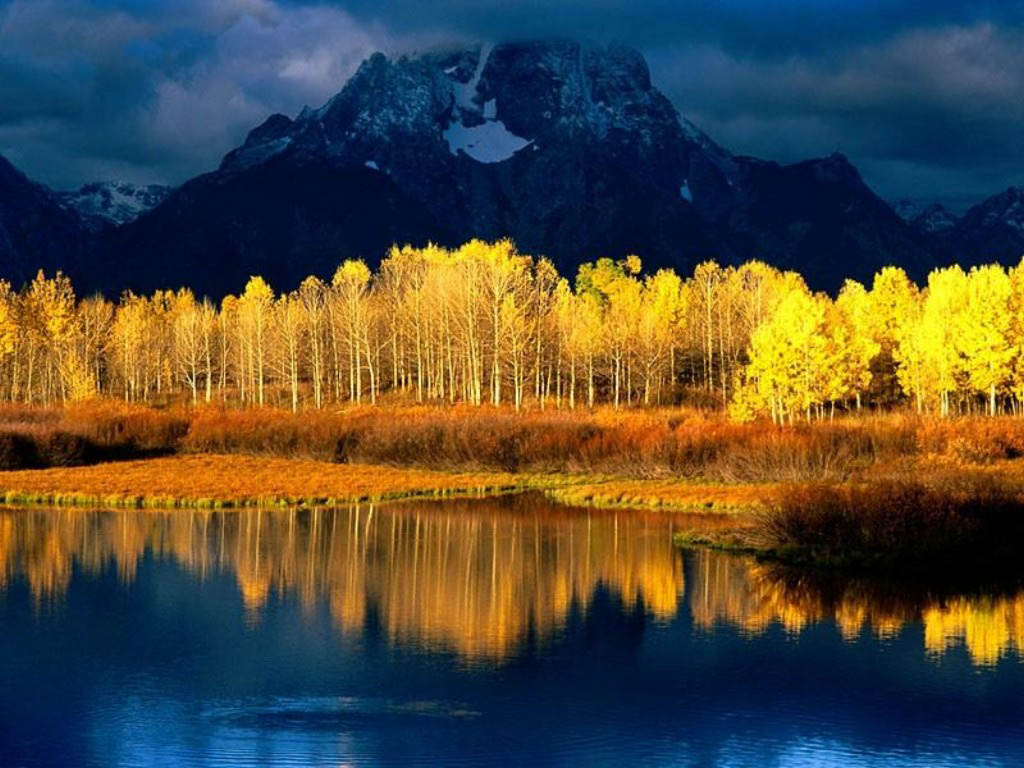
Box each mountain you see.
[704,153,935,289]
[2,41,954,296]
[944,187,1024,268]
[58,182,173,229]
[891,199,959,234]
[105,42,725,296]
[99,41,935,296]
[0,154,94,289]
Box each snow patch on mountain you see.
[452,43,493,119]
[680,181,693,203]
[442,43,533,162]
[444,120,532,163]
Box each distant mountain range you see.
[57,182,173,230]
[1,40,1023,297]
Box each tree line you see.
[0,239,1021,420]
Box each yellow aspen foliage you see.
[239,276,274,406]
[1,239,1024,419]
[734,286,828,424]
[1006,259,1024,405]
[867,266,919,401]
[958,265,1014,415]
[833,280,879,409]
[0,280,16,362]
[896,266,967,415]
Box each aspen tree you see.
[833,281,880,411]
[1007,259,1024,411]
[238,276,274,406]
[638,270,682,405]
[900,266,967,416]
[0,281,17,400]
[690,261,723,393]
[959,265,1013,415]
[275,292,305,412]
[736,286,826,424]
[298,277,327,408]
[867,266,919,404]
[332,260,372,403]
[532,258,558,407]
[172,289,204,403]
[77,295,114,398]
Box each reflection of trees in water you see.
[3,502,1021,666]
[0,499,684,660]
[688,548,1024,666]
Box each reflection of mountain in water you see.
[1,501,1022,666]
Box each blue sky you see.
[2,0,1023,206]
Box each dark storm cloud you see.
[0,0,400,187]
[1,0,1023,203]
[328,0,1022,55]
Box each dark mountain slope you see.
[718,153,936,287]
[0,155,93,290]
[943,187,1024,269]
[106,153,444,297]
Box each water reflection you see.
[0,498,687,662]
[1,498,1022,666]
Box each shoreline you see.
[5,453,1023,580]
[0,455,544,510]
[0,453,768,513]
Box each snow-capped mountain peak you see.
[58,181,173,228]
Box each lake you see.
[1,495,1022,766]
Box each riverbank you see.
[674,469,1024,574]
[4,451,1024,578]
[0,455,532,508]
[0,453,773,512]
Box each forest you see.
[0,238,1022,423]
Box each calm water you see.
[1,496,1022,767]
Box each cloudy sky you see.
[2,0,1023,207]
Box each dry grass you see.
[0,452,777,513]
[0,448,789,514]
[181,405,1024,480]
[0,401,187,469]
[0,454,536,508]
[176,404,919,479]
[181,403,683,471]
[8,401,1024,520]
[546,480,776,513]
